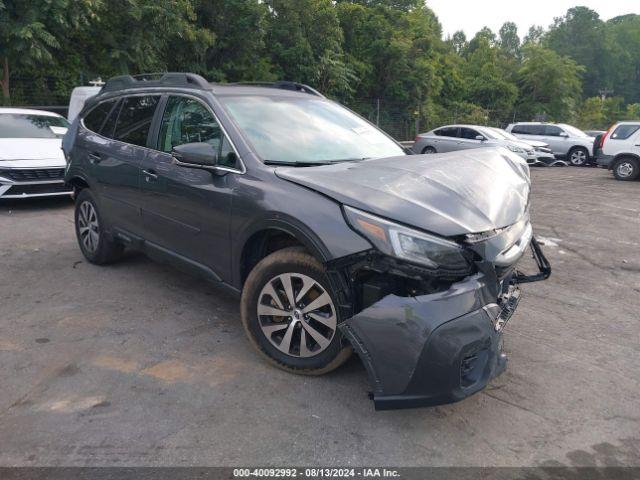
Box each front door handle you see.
[88,152,102,164]
[142,169,158,182]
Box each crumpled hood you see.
[0,138,64,163]
[275,148,531,237]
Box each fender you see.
[232,212,333,288]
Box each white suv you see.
[596,122,640,181]
[506,122,594,166]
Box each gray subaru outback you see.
[63,73,550,410]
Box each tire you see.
[240,246,352,375]
[568,147,589,166]
[422,146,437,154]
[74,189,124,264]
[612,157,640,181]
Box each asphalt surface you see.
[0,167,639,467]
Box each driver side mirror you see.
[475,135,486,142]
[559,132,569,138]
[171,142,221,172]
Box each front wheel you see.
[568,147,589,166]
[240,247,351,375]
[612,157,640,181]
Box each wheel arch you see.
[236,218,332,288]
[67,175,90,195]
[612,152,640,165]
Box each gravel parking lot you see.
[0,168,639,467]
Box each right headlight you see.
[344,206,472,272]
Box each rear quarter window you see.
[611,125,640,140]
[83,100,117,133]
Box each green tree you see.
[0,0,97,101]
[498,22,520,57]
[450,31,467,55]
[605,14,640,104]
[265,0,349,96]
[462,29,518,114]
[186,0,273,82]
[517,44,584,120]
[626,103,640,120]
[544,7,609,97]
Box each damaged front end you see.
[330,215,551,411]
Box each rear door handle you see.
[142,169,158,182]
[88,152,102,164]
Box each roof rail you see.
[101,72,210,93]
[225,81,325,98]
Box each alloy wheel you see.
[616,161,634,178]
[257,273,337,358]
[570,150,587,166]
[78,201,100,253]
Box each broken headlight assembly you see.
[343,206,473,274]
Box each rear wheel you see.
[74,189,124,264]
[240,247,351,375]
[422,146,437,154]
[568,147,589,166]
[612,157,640,181]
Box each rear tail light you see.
[600,127,613,149]
[414,135,422,143]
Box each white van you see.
[67,86,102,122]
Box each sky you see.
[426,0,639,38]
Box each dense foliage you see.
[0,1,638,138]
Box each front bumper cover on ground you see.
[339,237,551,410]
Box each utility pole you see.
[599,89,613,105]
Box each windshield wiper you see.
[264,160,335,167]
[264,158,371,167]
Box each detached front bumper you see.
[340,237,550,410]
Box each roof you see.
[0,108,63,117]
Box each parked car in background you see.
[488,127,565,167]
[506,122,594,167]
[413,124,538,164]
[62,73,550,409]
[68,86,102,122]
[585,130,606,138]
[0,108,72,199]
[596,121,640,181]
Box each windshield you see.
[219,95,404,164]
[560,124,589,138]
[0,114,69,139]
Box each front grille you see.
[0,168,65,181]
[5,183,71,196]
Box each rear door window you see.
[435,127,459,138]
[83,100,117,134]
[512,125,546,135]
[113,95,160,147]
[611,124,640,140]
